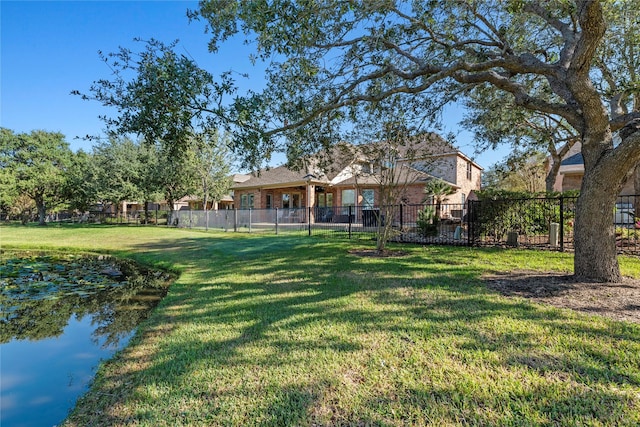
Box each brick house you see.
[232,134,482,220]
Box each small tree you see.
[416,205,438,238]
[192,130,233,230]
[344,108,445,252]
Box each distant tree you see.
[135,143,164,223]
[0,128,19,217]
[483,152,547,193]
[192,130,233,230]
[153,143,200,218]
[461,88,579,192]
[0,129,73,225]
[65,149,99,213]
[91,137,141,216]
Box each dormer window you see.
[361,162,373,174]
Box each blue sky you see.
[1,0,509,170]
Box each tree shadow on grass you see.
[66,234,640,426]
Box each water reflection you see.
[0,253,172,427]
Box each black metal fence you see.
[468,196,578,251]
[170,195,640,255]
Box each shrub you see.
[417,206,439,237]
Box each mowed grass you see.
[2,224,640,426]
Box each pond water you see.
[0,253,172,427]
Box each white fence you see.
[170,208,309,233]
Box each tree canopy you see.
[73,39,227,159]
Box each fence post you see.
[189,209,193,229]
[234,209,238,232]
[348,205,353,239]
[275,208,279,235]
[308,207,312,236]
[249,208,252,233]
[400,204,404,231]
[559,196,564,252]
[467,201,474,247]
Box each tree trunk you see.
[574,115,640,282]
[167,196,176,226]
[144,200,150,224]
[546,153,562,193]
[634,164,640,214]
[36,197,47,226]
[203,193,209,231]
[573,167,622,282]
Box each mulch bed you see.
[347,248,640,324]
[484,271,640,324]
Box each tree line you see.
[0,128,232,225]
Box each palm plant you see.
[424,178,455,219]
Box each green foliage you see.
[0,128,73,224]
[192,129,234,212]
[92,137,142,211]
[75,39,225,160]
[481,152,547,193]
[65,150,98,212]
[416,205,439,237]
[474,191,577,241]
[423,178,455,202]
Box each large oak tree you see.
[0,129,73,225]
[191,0,640,282]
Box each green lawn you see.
[2,224,640,426]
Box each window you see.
[466,161,473,180]
[317,193,334,208]
[292,193,301,208]
[241,194,254,209]
[342,189,355,214]
[282,193,301,209]
[362,189,375,208]
[461,193,466,205]
[266,194,273,209]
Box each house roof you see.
[561,152,584,166]
[233,164,331,190]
